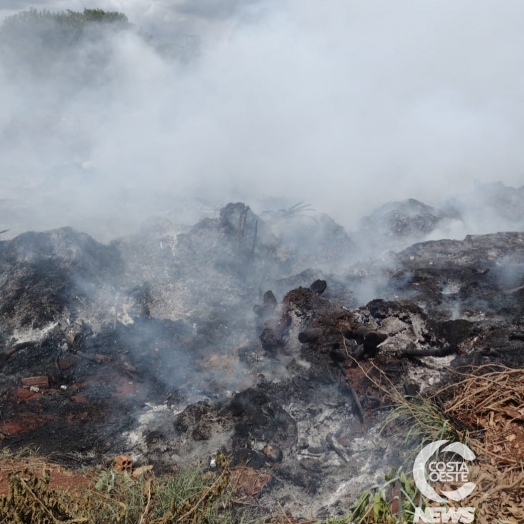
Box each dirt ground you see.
[0,450,97,496]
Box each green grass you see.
[0,453,257,524]
[382,396,469,463]
[320,388,469,524]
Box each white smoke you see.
[1,1,524,240]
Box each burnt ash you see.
[0,202,524,517]
[355,198,456,256]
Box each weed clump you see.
[0,452,239,524]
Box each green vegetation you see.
[348,469,422,524]
[0,7,131,49]
[340,398,467,524]
[0,452,245,524]
[342,398,447,524]
[382,397,469,458]
[0,8,134,82]
[337,361,472,524]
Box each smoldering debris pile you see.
[355,183,524,256]
[1,199,524,518]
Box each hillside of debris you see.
[1,198,524,518]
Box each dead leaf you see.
[501,407,524,421]
[132,465,153,479]
[230,467,271,498]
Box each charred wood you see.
[398,345,458,358]
[254,290,278,320]
[352,346,365,361]
[326,432,349,464]
[345,327,388,350]
[0,341,39,367]
[260,326,284,352]
[345,380,364,423]
[298,328,323,344]
[344,327,387,360]
[263,290,278,311]
[21,376,49,389]
[247,219,258,264]
[329,348,349,364]
[336,368,364,423]
[238,206,249,239]
[363,331,388,350]
[76,352,112,363]
[403,380,421,397]
[309,279,327,295]
[253,305,266,317]
[362,395,381,409]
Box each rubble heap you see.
[1,201,524,517]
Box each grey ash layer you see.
[1,199,524,516]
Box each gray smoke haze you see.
[1,0,524,241]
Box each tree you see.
[0,8,132,76]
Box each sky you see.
[1,1,524,238]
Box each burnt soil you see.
[1,202,524,517]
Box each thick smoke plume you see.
[1,1,524,241]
